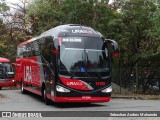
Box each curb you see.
[111,95,160,100]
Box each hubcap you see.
[44,89,46,99]
[21,82,23,91]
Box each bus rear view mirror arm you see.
[105,39,119,57]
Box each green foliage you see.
[0,19,7,56]
[116,0,160,93]
[0,0,10,13]
[60,0,94,26]
[25,0,61,35]
[121,0,157,56]
[97,4,124,41]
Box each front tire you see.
[0,87,2,90]
[42,87,50,105]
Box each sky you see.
[5,0,23,11]
[6,0,21,5]
[5,0,30,14]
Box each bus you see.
[15,24,118,104]
[0,57,15,90]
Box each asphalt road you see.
[0,88,160,120]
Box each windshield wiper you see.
[70,72,77,79]
[86,72,102,79]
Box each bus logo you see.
[67,82,83,86]
[72,29,93,34]
[24,66,32,82]
[24,66,40,82]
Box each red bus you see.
[0,57,15,90]
[15,24,118,104]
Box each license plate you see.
[82,96,91,100]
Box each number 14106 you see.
[95,82,105,86]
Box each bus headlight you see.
[101,86,112,93]
[12,80,15,82]
[56,85,70,92]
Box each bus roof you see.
[17,37,37,47]
[18,24,102,47]
[39,24,102,37]
[0,57,10,62]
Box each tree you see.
[0,19,7,56]
[60,0,94,26]
[114,0,160,92]
[25,0,121,38]
[0,0,9,13]
[0,0,32,60]
[25,0,61,35]
[0,0,10,58]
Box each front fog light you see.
[101,86,112,93]
[56,85,70,92]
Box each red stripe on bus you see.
[60,77,91,91]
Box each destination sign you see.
[62,38,82,42]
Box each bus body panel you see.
[15,56,44,87]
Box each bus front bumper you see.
[0,78,15,87]
[52,96,111,103]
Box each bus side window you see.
[0,64,3,78]
[17,47,24,58]
[41,38,51,64]
[32,40,40,56]
[40,37,55,77]
[0,64,3,73]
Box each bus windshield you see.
[0,63,14,79]
[58,36,110,78]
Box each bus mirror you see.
[0,64,2,69]
[105,39,119,57]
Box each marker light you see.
[101,86,112,93]
[113,52,119,57]
[58,36,62,45]
[53,49,59,54]
[56,85,70,92]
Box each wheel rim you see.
[43,89,46,100]
[21,82,23,91]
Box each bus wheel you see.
[43,87,50,105]
[0,87,2,90]
[21,81,27,94]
